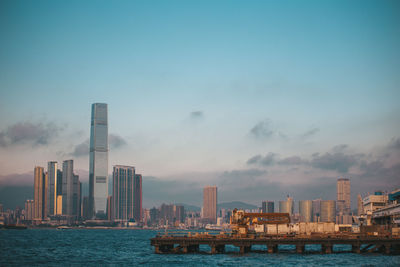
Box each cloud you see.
[70,134,127,157]
[278,156,307,165]
[0,122,62,147]
[246,152,277,166]
[250,119,274,139]
[190,111,204,120]
[109,134,127,149]
[388,137,400,150]
[332,144,349,153]
[70,139,89,157]
[311,152,360,173]
[301,127,320,138]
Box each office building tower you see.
[337,178,350,214]
[174,205,185,223]
[320,200,336,222]
[62,160,80,218]
[279,196,294,216]
[262,201,274,213]
[34,166,48,220]
[299,200,313,222]
[203,186,217,224]
[134,174,142,223]
[113,165,135,221]
[48,161,61,216]
[89,103,109,218]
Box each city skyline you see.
[1,0,399,209]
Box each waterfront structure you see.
[320,200,336,222]
[62,160,81,218]
[134,174,142,223]
[34,166,47,220]
[113,165,135,222]
[262,201,274,213]
[279,196,294,216]
[362,192,388,214]
[298,200,313,222]
[89,103,109,218]
[203,186,217,224]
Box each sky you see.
[0,0,399,209]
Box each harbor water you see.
[1,229,399,266]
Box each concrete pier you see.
[151,234,400,255]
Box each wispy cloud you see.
[0,122,62,147]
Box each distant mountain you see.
[175,203,201,212]
[218,201,258,210]
[0,186,33,210]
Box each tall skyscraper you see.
[113,165,135,221]
[134,174,142,223]
[34,166,47,220]
[262,201,274,213]
[89,103,109,218]
[62,160,80,218]
[48,161,59,216]
[203,186,217,224]
[337,178,350,211]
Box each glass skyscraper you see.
[89,103,109,218]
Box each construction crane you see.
[230,208,290,237]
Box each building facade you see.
[337,178,351,214]
[34,166,47,220]
[262,201,274,213]
[134,174,142,223]
[203,186,217,224]
[89,103,109,218]
[299,200,313,222]
[279,196,294,216]
[62,160,81,218]
[113,165,135,221]
[320,200,336,222]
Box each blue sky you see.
[0,0,399,207]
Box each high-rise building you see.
[262,201,274,213]
[89,103,109,218]
[48,161,61,216]
[34,166,48,220]
[134,174,142,223]
[24,200,34,220]
[279,196,294,216]
[337,178,350,214]
[203,186,217,224]
[113,165,135,221]
[299,200,313,222]
[62,160,80,218]
[320,200,336,222]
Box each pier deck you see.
[150,234,400,254]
